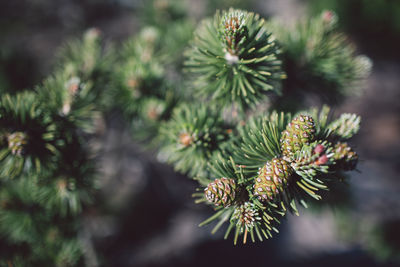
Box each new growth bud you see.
[314,144,325,155]
[221,10,246,56]
[179,132,194,147]
[7,132,28,156]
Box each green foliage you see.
[108,6,366,245]
[35,156,96,217]
[0,92,59,178]
[232,111,291,170]
[56,28,114,112]
[307,104,334,140]
[0,29,102,266]
[142,0,188,29]
[268,11,371,110]
[159,104,231,177]
[291,140,335,180]
[36,72,101,134]
[112,22,194,142]
[0,3,371,264]
[328,113,361,140]
[113,27,166,116]
[185,9,285,109]
[0,178,84,266]
[55,29,110,85]
[195,107,361,243]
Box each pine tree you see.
[0,3,371,266]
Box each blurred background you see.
[1,0,399,266]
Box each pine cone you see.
[280,115,315,160]
[254,158,292,201]
[333,142,358,170]
[204,178,236,207]
[232,202,260,229]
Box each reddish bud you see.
[179,132,194,147]
[316,154,329,165]
[147,107,159,120]
[323,11,334,23]
[314,144,325,155]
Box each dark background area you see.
[1,0,399,266]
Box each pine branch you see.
[268,10,372,108]
[0,5,370,261]
[158,104,231,177]
[0,92,60,178]
[0,30,102,265]
[195,108,362,243]
[185,9,285,109]
[328,113,361,140]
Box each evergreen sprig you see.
[268,10,372,109]
[291,140,335,179]
[36,153,96,217]
[0,92,60,178]
[112,24,193,142]
[185,8,285,109]
[232,111,292,171]
[0,178,84,266]
[196,107,361,243]
[159,104,232,177]
[194,156,284,245]
[328,113,361,140]
[55,28,109,84]
[0,29,104,266]
[36,72,101,134]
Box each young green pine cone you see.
[254,158,293,201]
[232,202,260,229]
[204,178,236,207]
[280,115,315,160]
[333,142,358,171]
